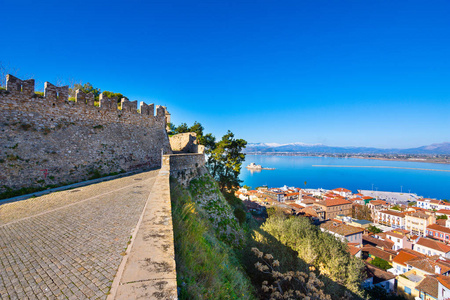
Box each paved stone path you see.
[0,170,159,300]
[109,167,177,300]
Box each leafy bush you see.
[254,214,365,298]
[102,91,126,104]
[368,225,382,234]
[370,257,392,270]
[234,207,247,225]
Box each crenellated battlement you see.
[75,89,95,106]
[120,98,138,113]
[1,74,170,122]
[0,74,173,196]
[6,74,35,96]
[44,82,69,102]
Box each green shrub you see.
[370,257,392,270]
[368,225,382,234]
[170,178,255,299]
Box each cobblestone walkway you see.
[0,170,159,299]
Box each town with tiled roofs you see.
[236,185,450,299]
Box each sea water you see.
[239,155,450,200]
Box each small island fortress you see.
[246,162,275,170]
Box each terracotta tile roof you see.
[317,198,352,207]
[427,224,450,234]
[333,188,352,193]
[416,275,439,299]
[301,198,316,205]
[348,242,360,247]
[320,220,364,236]
[400,248,426,257]
[437,219,447,226]
[362,235,394,250]
[369,200,386,205]
[391,229,409,234]
[416,238,450,254]
[300,207,322,218]
[437,275,450,289]
[393,251,420,267]
[437,209,450,214]
[285,192,299,197]
[364,263,396,283]
[348,245,361,256]
[429,199,443,204]
[377,232,387,240]
[385,231,405,239]
[362,245,395,262]
[407,211,432,219]
[288,203,303,210]
[407,257,450,274]
[378,210,405,217]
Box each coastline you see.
[244,152,450,165]
[353,156,450,165]
[312,165,450,172]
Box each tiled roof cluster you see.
[416,237,450,253]
[363,234,395,250]
[320,220,364,236]
[318,198,352,207]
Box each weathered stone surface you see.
[0,75,172,195]
[0,170,161,299]
[109,166,177,300]
[163,153,207,187]
[169,132,204,154]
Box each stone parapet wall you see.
[169,132,205,154]
[163,153,207,186]
[0,75,172,195]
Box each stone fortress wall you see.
[165,132,207,186]
[0,75,173,194]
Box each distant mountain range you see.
[244,142,450,155]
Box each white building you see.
[414,238,450,259]
[385,230,413,251]
[375,210,406,229]
[417,198,449,211]
[332,188,352,198]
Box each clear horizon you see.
[247,141,450,149]
[1,0,449,148]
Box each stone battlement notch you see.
[2,74,169,119]
[0,73,173,196]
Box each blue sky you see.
[1,0,449,148]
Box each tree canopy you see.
[170,121,247,192]
[70,82,101,100]
[208,130,247,191]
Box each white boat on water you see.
[246,162,275,170]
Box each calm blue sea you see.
[239,155,450,200]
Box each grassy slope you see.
[170,175,256,299]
